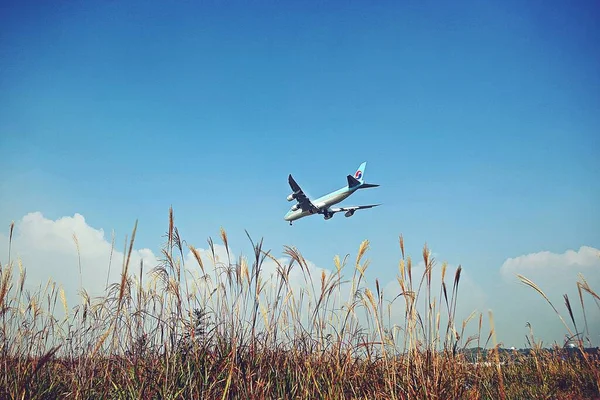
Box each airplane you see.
[284,161,381,225]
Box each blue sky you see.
[1,0,599,346]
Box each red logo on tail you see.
[355,170,362,179]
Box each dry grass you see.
[0,208,598,399]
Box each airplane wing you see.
[288,174,319,212]
[328,204,381,217]
[329,204,381,213]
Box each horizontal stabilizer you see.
[358,183,379,189]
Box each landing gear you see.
[289,221,293,226]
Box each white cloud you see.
[0,212,339,341]
[0,212,160,309]
[1,211,598,351]
[492,246,600,348]
[500,246,600,281]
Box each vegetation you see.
[1,207,599,399]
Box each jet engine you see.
[291,204,300,211]
[287,193,297,201]
[344,210,355,217]
[323,213,334,220]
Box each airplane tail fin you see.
[347,161,379,189]
[353,161,367,184]
[347,175,361,187]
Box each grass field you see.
[1,208,599,399]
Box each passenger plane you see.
[284,161,380,225]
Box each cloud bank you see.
[0,212,334,334]
[493,245,600,347]
[1,211,598,348]
[0,212,159,306]
[500,246,599,280]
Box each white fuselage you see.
[284,186,355,222]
